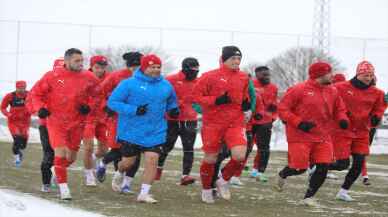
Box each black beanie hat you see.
[182,57,199,72]
[122,52,143,67]
[221,46,242,62]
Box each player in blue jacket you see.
[108,54,179,203]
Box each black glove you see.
[104,106,115,117]
[254,113,263,120]
[371,115,381,127]
[241,98,251,112]
[38,108,50,118]
[79,104,91,115]
[168,108,180,119]
[215,92,231,105]
[266,104,277,112]
[298,121,315,132]
[339,119,349,129]
[136,104,148,116]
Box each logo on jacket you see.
[347,90,354,96]
[140,86,147,90]
[307,91,314,96]
[220,78,227,82]
[57,79,65,84]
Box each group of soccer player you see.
[1,45,387,206]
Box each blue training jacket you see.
[107,69,178,147]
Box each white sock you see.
[202,189,212,194]
[14,154,20,161]
[114,171,124,179]
[251,168,258,173]
[339,188,348,195]
[99,161,106,168]
[140,184,151,195]
[84,169,94,177]
[217,177,228,185]
[121,176,133,188]
[363,175,369,179]
[92,153,97,161]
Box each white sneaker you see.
[201,189,215,204]
[137,194,158,203]
[300,197,320,207]
[230,176,244,186]
[85,171,97,187]
[112,172,124,192]
[41,184,51,193]
[336,191,355,202]
[216,179,231,200]
[58,183,72,200]
[275,175,286,192]
[326,173,339,180]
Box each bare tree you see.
[267,47,344,92]
[244,47,345,93]
[87,45,176,76]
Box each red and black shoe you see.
[180,175,196,185]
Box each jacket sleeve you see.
[1,93,12,117]
[107,80,138,116]
[371,89,388,118]
[166,86,179,112]
[334,94,349,122]
[192,75,217,107]
[29,73,51,112]
[248,79,256,113]
[85,76,102,123]
[99,75,115,100]
[278,86,303,127]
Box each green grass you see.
[1,141,388,217]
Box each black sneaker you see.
[363,177,371,186]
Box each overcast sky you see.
[0,0,387,93]
[1,0,387,38]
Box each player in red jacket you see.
[1,80,31,167]
[82,55,110,186]
[330,61,387,201]
[95,51,144,194]
[29,48,99,200]
[277,62,349,206]
[361,75,377,186]
[193,46,251,203]
[30,57,64,192]
[155,57,200,185]
[249,66,278,182]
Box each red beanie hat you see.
[308,62,332,79]
[90,55,108,68]
[333,73,346,83]
[16,80,27,89]
[53,58,64,70]
[140,54,162,72]
[356,60,374,76]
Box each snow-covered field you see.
[0,189,104,217]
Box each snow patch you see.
[0,189,104,217]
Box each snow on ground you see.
[0,189,104,217]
